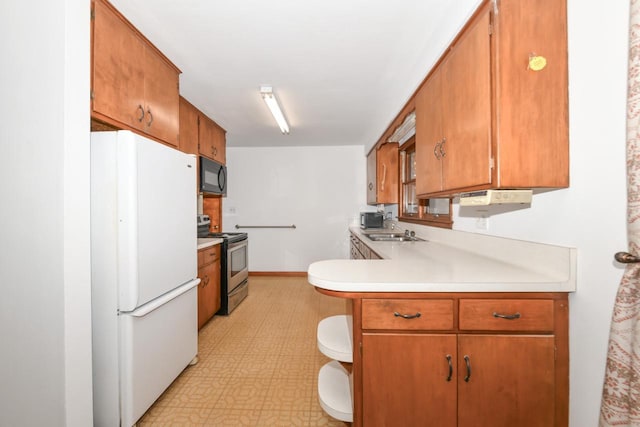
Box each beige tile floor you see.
[138,275,350,426]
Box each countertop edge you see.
[197,238,224,250]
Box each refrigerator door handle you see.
[127,279,200,317]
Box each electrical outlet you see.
[476,216,488,230]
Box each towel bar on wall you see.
[235,224,296,229]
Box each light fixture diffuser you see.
[260,86,290,134]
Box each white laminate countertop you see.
[307,226,577,294]
[197,238,223,250]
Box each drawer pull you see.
[446,355,453,382]
[393,311,421,319]
[464,355,471,382]
[492,312,521,320]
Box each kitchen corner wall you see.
[223,145,366,272]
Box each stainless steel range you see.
[206,232,249,315]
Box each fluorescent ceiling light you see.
[260,86,290,134]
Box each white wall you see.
[0,0,93,426]
[223,145,366,271]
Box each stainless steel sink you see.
[365,233,426,242]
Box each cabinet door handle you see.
[464,355,471,382]
[203,275,209,287]
[440,138,446,158]
[446,354,453,382]
[137,104,145,122]
[433,141,441,159]
[492,312,521,320]
[146,107,154,127]
[368,182,374,191]
[393,311,421,319]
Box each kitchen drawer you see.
[197,244,220,267]
[459,299,554,331]
[362,299,454,330]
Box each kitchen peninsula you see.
[309,226,576,427]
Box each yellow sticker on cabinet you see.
[528,55,547,71]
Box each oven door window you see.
[230,245,247,276]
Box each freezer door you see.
[119,281,198,427]
[117,131,197,311]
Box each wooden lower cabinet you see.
[362,333,457,427]
[354,294,568,427]
[197,245,221,329]
[457,335,555,426]
[350,232,382,260]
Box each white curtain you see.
[599,1,640,425]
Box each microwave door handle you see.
[218,167,226,192]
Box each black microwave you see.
[199,156,227,195]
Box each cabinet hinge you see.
[490,157,495,169]
[90,89,94,100]
[488,23,493,36]
[90,8,95,20]
[359,341,363,356]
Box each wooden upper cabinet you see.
[178,96,199,155]
[415,0,568,198]
[179,96,227,165]
[415,68,444,196]
[366,143,398,205]
[416,7,491,197]
[142,47,180,146]
[492,0,569,188]
[91,0,180,147]
[199,114,226,164]
[440,9,491,192]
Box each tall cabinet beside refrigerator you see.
[91,131,200,427]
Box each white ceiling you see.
[109,0,482,150]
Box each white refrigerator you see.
[90,131,200,427]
